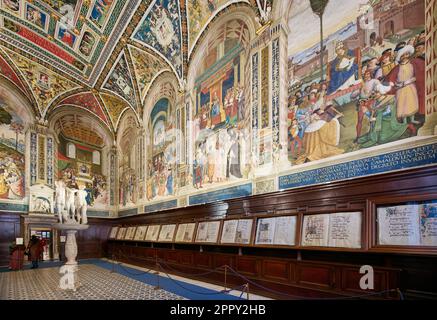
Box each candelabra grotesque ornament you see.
[255,0,272,26]
[53,179,89,291]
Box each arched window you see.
[67,143,76,159]
[92,150,101,165]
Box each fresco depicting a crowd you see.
[287,0,426,164]
[0,104,25,200]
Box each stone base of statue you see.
[54,221,89,291]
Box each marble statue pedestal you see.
[53,222,89,291]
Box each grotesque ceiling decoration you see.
[0,0,267,136]
[100,92,130,131]
[102,51,138,113]
[128,44,170,103]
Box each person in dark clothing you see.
[26,235,41,269]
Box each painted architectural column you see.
[186,94,194,188]
[270,22,290,169]
[250,24,273,175]
[418,0,437,136]
[136,128,145,202]
[250,21,291,175]
[174,93,192,193]
[26,121,56,213]
[109,145,118,214]
[174,90,188,193]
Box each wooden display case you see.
[174,223,197,243]
[145,225,161,242]
[133,226,148,241]
[195,220,222,244]
[158,224,177,243]
[220,218,255,245]
[369,193,437,255]
[102,167,437,299]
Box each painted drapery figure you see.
[327,41,360,95]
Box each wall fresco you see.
[146,98,177,201]
[287,0,429,165]
[0,97,25,200]
[57,136,109,209]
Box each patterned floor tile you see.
[0,264,185,300]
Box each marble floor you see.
[105,259,271,300]
[0,264,185,300]
[108,259,272,301]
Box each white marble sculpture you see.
[54,180,89,291]
[54,180,88,225]
[75,186,88,225]
[65,187,77,222]
[55,180,68,223]
[29,184,55,214]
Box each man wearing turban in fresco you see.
[386,45,425,124]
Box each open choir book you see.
[255,216,297,246]
[378,203,437,246]
[301,212,362,248]
[221,219,253,244]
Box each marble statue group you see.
[55,180,88,225]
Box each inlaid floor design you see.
[0,264,185,300]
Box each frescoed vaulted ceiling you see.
[0,0,270,136]
[54,113,105,147]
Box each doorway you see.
[384,21,394,37]
[30,228,53,261]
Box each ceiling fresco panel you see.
[57,91,110,127]
[87,0,116,30]
[102,51,137,110]
[0,0,267,135]
[128,44,170,103]
[0,49,28,94]
[186,0,250,56]
[4,47,80,115]
[0,0,135,85]
[100,92,130,130]
[132,0,184,80]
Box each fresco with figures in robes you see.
[57,137,109,208]
[0,100,25,200]
[146,98,177,200]
[191,19,251,190]
[287,0,429,165]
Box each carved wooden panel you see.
[296,263,335,289]
[236,257,259,276]
[261,260,290,281]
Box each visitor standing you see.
[26,235,41,269]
